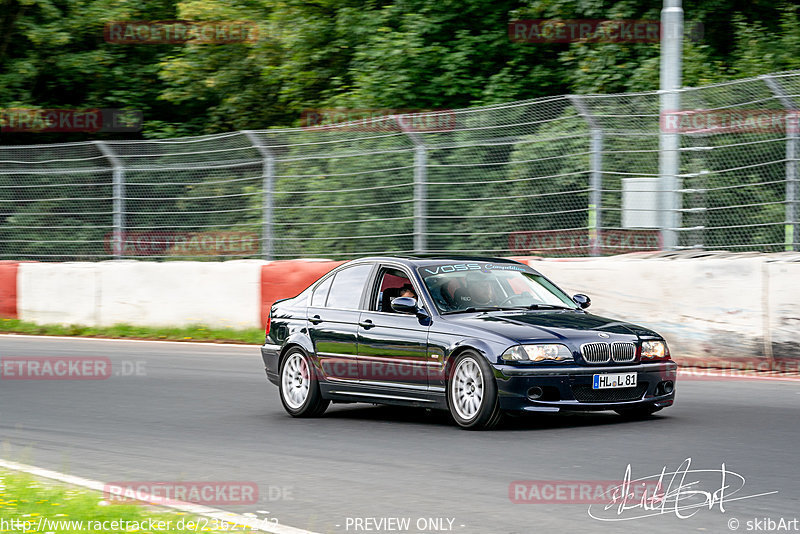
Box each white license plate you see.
[592,372,637,389]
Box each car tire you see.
[614,404,662,419]
[279,348,329,417]
[447,350,502,430]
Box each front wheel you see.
[279,349,329,417]
[447,351,502,430]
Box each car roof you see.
[346,255,538,271]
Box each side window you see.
[311,275,333,307]
[325,264,373,309]
[374,267,417,312]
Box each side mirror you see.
[573,294,591,309]
[391,296,418,314]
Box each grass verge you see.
[0,469,254,533]
[0,319,263,345]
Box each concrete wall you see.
[2,254,798,367]
[521,255,800,365]
[18,260,266,329]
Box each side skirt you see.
[320,382,448,410]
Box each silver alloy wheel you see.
[281,353,310,409]
[451,357,484,420]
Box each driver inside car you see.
[398,285,416,300]
[453,272,496,308]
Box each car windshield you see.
[417,262,578,313]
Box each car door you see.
[307,263,374,383]
[356,265,431,390]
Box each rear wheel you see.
[447,351,502,430]
[279,349,329,417]
[615,404,662,419]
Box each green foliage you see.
[2,0,800,137]
[0,469,253,533]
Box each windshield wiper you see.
[442,306,521,315]
[520,304,576,310]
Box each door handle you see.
[358,319,374,328]
[309,314,323,325]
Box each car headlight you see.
[501,344,574,362]
[641,340,669,359]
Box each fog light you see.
[527,386,544,400]
[663,380,674,394]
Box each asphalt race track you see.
[1,335,798,534]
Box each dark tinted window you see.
[311,275,333,307]
[326,264,372,309]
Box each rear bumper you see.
[261,344,281,386]
[493,361,677,413]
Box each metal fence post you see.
[394,115,427,254]
[244,131,276,260]
[762,74,800,252]
[659,0,684,250]
[94,141,125,259]
[568,95,603,256]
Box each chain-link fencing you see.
[1,70,799,260]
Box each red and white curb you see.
[0,459,319,534]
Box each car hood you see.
[442,310,661,344]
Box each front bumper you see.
[494,361,677,413]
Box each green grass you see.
[0,469,253,533]
[0,319,264,345]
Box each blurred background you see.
[1,0,800,260]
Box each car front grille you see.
[611,342,637,363]
[581,342,610,363]
[581,341,638,363]
[572,383,649,403]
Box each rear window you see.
[325,264,372,309]
[311,275,333,307]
